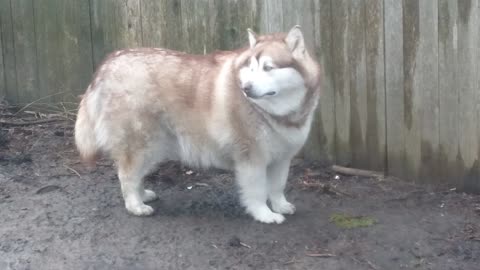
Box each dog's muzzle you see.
[242,84,276,99]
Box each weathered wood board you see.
[384,0,406,179]
[216,0,258,50]
[34,0,93,102]
[456,0,480,191]
[0,10,5,100]
[0,0,18,103]
[90,0,142,66]
[257,0,283,33]
[304,0,336,161]
[141,0,184,49]
[11,0,38,104]
[438,0,461,187]
[364,0,386,171]
[0,0,478,191]
[331,0,352,165]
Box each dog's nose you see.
[242,83,252,95]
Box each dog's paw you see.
[255,211,285,224]
[272,201,296,215]
[142,189,158,203]
[250,207,285,224]
[126,203,154,216]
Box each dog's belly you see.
[170,135,233,170]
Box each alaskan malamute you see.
[75,26,321,224]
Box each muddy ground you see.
[1,110,480,270]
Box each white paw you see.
[249,207,285,224]
[142,189,158,203]
[272,201,296,215]
[126,203,154,216]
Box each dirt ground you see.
[1,109,480,270]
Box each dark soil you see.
[1,111,479,270]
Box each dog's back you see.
[75,48,255,169]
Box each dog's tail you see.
[75,97,98,166]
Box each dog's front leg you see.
[235,163,285,224]
[267,159,296,215]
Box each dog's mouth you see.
[243,91,277,99]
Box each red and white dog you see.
[75,26,321,224]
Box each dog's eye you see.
[263,65,274,72]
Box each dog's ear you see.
[247,28,257,49]
[285,25,305,56]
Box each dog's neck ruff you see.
[248,88,319,129]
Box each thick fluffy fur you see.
[75,26,321,224]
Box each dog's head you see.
[236,26,320,117]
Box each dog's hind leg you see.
[116,151,158,216]
[267,159,296,215]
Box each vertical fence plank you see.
[331,0,351,165]
[179,0,220,54]
[179,0,202,53]
[385,0,406,179]
[33,0,57,103]
[11,0,38,104]
[402,0,422,181]
[457,0,480,191]
[304,0,336,161]
[90,0,142,67]
[0,0,17,103]
[364,0,386,171]
[34,0,93,103]
[0,15,5,100]
[217,0,258,50]
[258,0,283,33]
[438,0,461,187]
[331,0,369,167]
[476,0,480,192]
[419,1,440,183]
[63,0,94,99]
[347,0,368,169]
[281,0,315,50]
[141,0,184,49]
[402,0,440,183]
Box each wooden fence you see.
[1,0,479,192]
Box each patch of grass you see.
[330,213,376,229]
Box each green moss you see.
[330,213,376,229]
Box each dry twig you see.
[0,118,65,127]
[300,180,353,197]
[239,242,251,249]
[366,260,379,270]
[283,257,298,265]
[332,165,384,178]
[63,164,82,178]
[306,253,336,258]
[194,183,209,187]
[351,257,379,270]
[14,91,70,115]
